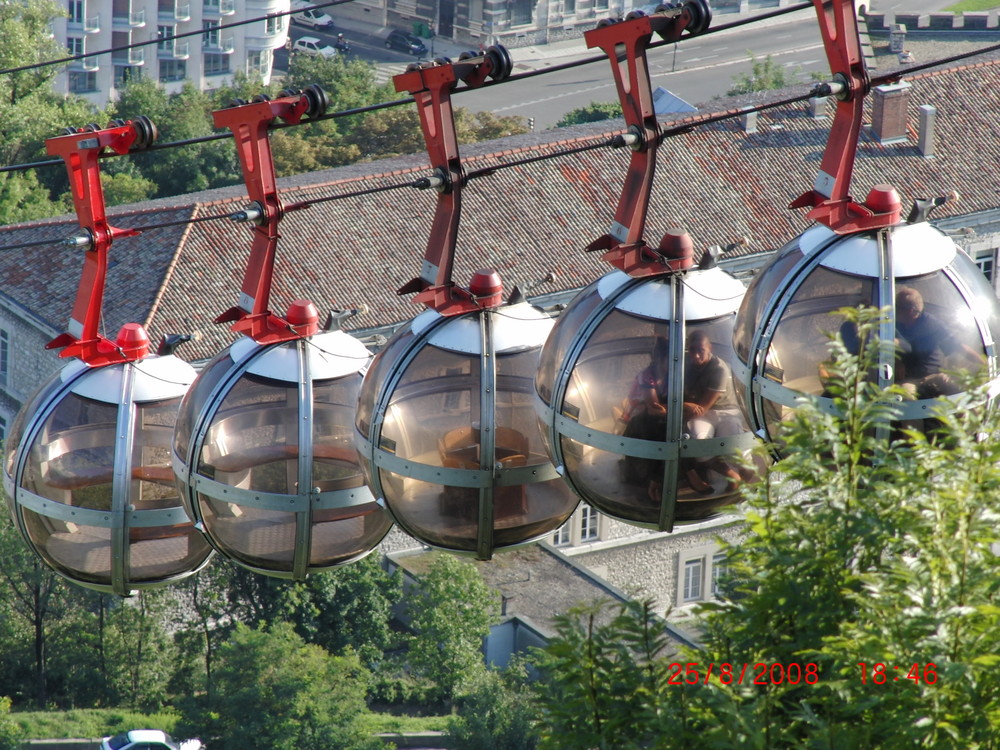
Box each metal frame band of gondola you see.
[657,275,686,531]
[110,362,135,594]
[293,339,314,578]
[476,311,497,560]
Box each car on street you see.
[292,36,338,57]
[385,29,427,56]
[291,6,335,30]
[100,729,203,750]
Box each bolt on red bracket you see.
[789,0,901,232]
[45,117,157,365]
[212,85,328,343]
[393,47,513,316]
[583,1,711,277]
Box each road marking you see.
[490,42,824,113]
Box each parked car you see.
[385,29,427,56]
[100,729,203,750]
[292,36,338,57]
[291,7,335,30]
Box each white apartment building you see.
[53,0,291,107]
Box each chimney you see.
[870,81,911,144]
[741,109,758,133]
[917,104,937,158]
[808,96,828,120]
[889,23,907,53]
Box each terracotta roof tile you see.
[2,52,999,362]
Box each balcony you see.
[203,0,236,17]
[112,47,146,65]
[69,55,100,71]
[202,33,234,53]
[113,8,146,29]
[157,39,190,59]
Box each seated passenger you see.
[682,330,745,493]
[895,287,984,397]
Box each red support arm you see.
[789,0,900,232]
[393,48,513,316]
[584,2,711,276]
[45,119,154,365]
[212,87,327,343]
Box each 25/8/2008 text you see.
[666,662,818,686]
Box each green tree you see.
[449,661,538,750]
[406,554,501,703]
[345,105,529,161]
[0,172,67,223]
[0,697,24,750]
[554,102,623,128]
[531,308,1000,748]
[0,0,65,106]
[286,555,402,665]
[727,52,799,95]
[188,621,383,750]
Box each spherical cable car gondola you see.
[731,0,1000,450]
[354,52,579,560]
[171,89,393,579]
[3,119,212,595]
[534,5,761,532]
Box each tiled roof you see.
[3,49,1000,362]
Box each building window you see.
[565,0,575,13]
[595,0,609,8]
[580,503,599,541]
[677,543,728,607]
[114,66,142,87]
[552,523,571,547]
[159,58,186,81]
[682,558,703,602]
[0,330,8,389]
[711,551,728,596]
[202,19,219,47]
[69,70,97,92]
[157,25,174,52]
[67,36,84,57]
[265,13,282,35]
[68,0,84,24]
[976,252,995,282]
[246,49,267,77]
[511,0,532,25]
[204,52,229,75]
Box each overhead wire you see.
[0,2,850,177]
[0,6,997,253]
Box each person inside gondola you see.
[681,330,744,494]
[620,336,669,488]
[895,286,983,398]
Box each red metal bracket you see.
[789,0,900,232]
[45,118,156,365]
[393,48,513,316]
[212,86,328,343]
[583,2,711,276]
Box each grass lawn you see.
[13,708,451,741]
[943,1,998,11]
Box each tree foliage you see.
[554,102,623,128]
[727,52,799,95]
[0,697,24,750]
[406,554,501,703]
[190,621,382,750]
[533,307,1000,748]
[449,661,537,750]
